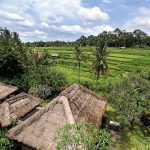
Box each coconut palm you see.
[92,38,109,89]
[74,45,86,83]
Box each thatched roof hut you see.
[0,82,18,101]
[6,96,75,150]
[0,92,43,127]
[60,83,107,127]
[6,83,107,150]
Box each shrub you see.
[26,66,67,99]
[29,84,52,99]
[107,72,150,130]
[56,124,113,150]
[134,138,150,150]
[0,129,15,150]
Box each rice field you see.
[38,47,150,86]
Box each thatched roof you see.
[6,96,75,150]
[60,83,107,127]
[0,92,43,127]
[0,82,18,101]
[6,83,107,149]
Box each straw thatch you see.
[60,83,108,127]
[6,83,107,150]
[6,96,75,150]
[0,92,43,127]
[0,82,18,101]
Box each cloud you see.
[79,7,109,23]
[0,1,35,27]
[41,22,49,28]
[20,30,47,41]
[102,0,112,4]
[0,11,24,21]
[0,0,109,28]
[50,24,114,36]
[34,0,80,22]
[33,0,109,23]
[124,7,150,33]
[17,20,34,27]
[34,30,47,35]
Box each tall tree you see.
[74,45,86,83]
[92,38,109,89]
[0,28,26,77]
[76,36,87,46]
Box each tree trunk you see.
[96,71,100,90]
[78,61,80,83]
[129,118,135,131]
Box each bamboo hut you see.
[0,82,18,101]
[0,92,43,127]
[6,83,107,150]
[7,96,75,150]
[60,83,107,127]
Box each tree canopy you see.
[0,28,27,77]
[26,28,150,48]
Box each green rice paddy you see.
[38,47,150,86]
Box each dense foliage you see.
[134,138,150,150]
[0,28,27,77]
[76,28,150,48]
[107,72,150,132]
[25,40,75,47]
[56,124,113,150]
[0,27,67,98]
[28,67,67,99]
[0,129,15,150]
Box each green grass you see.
[106,105,150,150]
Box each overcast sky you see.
[0,0,150,42]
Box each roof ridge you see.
[60,83,80,99]
[59,96,75,124]
[5,92,28,104]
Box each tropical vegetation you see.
[0,27,150,149]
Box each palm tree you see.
[74,45,86,83]
[92,38,109,89]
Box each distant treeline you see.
[25,28,150,48]
[25,41,75,47]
